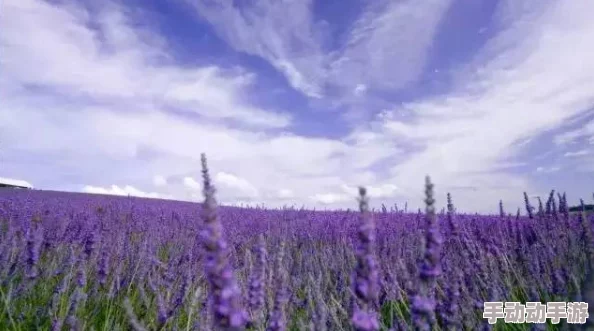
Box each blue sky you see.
[1,0,593,213]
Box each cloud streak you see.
[187,0,453,102]
[0,177,33,188]
[83,184,169,199]
[1,0,290,128]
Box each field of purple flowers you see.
[0,154,592,330]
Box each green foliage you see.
[380,300,410,330]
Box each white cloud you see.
[564,150,590,157]
[328,0,453,93]
[554,119,594,145]
[276,189,294,199]
[310,193,350,205]
[153,175,167,187]
[368,184,399,198]
[1,0,290,129]
[536,166,561,174]
[183,177,201,191]
[340,183,399,199]
[82,184,167,199]
[354,84,367,96]
[187,0,325,98]
[188,0,452,101]
[309,182,399,206]
[0,177,33,188]
[214,172,259,199]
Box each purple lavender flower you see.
[551,190,559,219]
[515,208,521,220]
[309,275,328,331]
[412,176,443,331]
[267,242,288,331]
[446,192,454,214]
[579,199,594,264]
[83,228,98,260]
[524,192,534,219]
[351,187,380,331]
[558,192,569,220]
[50,317,63,331]
[248,234,266,321]
[97,249,109,287]
[25,224,42,280]
[537,197,545,218]
[199,153,248,330]
[171,267,191,311]
[446,193,456,235]
[441,274,461,330]
[546,190,558,219]
[108,258,123,300]
[156,287,172,328]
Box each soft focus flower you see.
[351,187,380,331]
[199,153,249,330]
[412,176,443,331]
[248,234,266,320]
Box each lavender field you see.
[0,155,592,331]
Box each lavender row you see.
[0,156,592,330]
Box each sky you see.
[1,0,593,214]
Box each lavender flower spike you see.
[351,187,380,331]
[537,197,544,218]
[25,227,41,280]
[412,176,443,331]
[523,192,534,219]
[200,153,249,330]
[248,234,266,322]
[267,241,288,331]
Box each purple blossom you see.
[412,176,442,331]
[248,234,266,321]
[25,224,42,280]
[267,241,289,331]
[199,153,248,330]
[97,249,109,287]
[524,192,534,219]
[537,197,545,218]
[351,187,380,331]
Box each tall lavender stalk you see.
[25,224,42,281]
[524,192,534,219]
[446,193,454,214]
[248,234,266,324]
[446,193,455,234]
[200,153,248,330]
[559,192,569,220]
[537,197,545,219]
[267,241,288,331]
[412,176,443,331]
[516,208,521,220]
[351,187,380,331]
[579,199,594,266]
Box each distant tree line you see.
[569,204,594,212]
